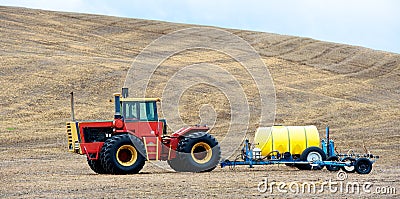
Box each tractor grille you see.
[66,122,74,152]
[83,127,113,143]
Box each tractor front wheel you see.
[100,134,146,175]
[87,158,108,174]
[171,132,221,172]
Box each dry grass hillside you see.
[0,6,399,198]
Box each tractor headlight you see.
[113,119,124,129]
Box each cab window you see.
[139,102,157,121]
[123,102,138,120]
[122,101,157,121]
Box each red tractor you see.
[66,88,221,174]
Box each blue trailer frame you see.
[220,126,379,174]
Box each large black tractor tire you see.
[167,157,188,172]
[170,132,221,172]
[100,134,146,175]
[296,146,326,170]
[87,158,108,174]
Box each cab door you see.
[123,101,163,160]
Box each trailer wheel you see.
[87,158,108,174]
[296,146,326,170]
[326,156,340,171]
[100,134,146,174]
[174,132,221,172]
[354,158,372,174]
[340,157,356,173]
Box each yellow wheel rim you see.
[191,142,212,164]
[116,145,137,166]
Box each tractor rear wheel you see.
[100,134,146,175]
[296,146,326,170]
[171,132,221,172]
[167,157,188,172]
[87,158,108,174]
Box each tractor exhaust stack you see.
[114,93,122,119]
[70,92,75,121]
[122,87,129,98]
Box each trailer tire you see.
[326,156,341,171]
[340,157,356,173]
[100,134,146,175]
[354,158,372,174]
[296,146,326,170]
[175,132,221,172]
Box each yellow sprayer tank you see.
[254,125,320,156]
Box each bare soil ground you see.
[0,6,399,198]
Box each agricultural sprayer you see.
[220,125,379,174]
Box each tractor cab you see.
[113,93,167,137]
[120,98,160,122]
